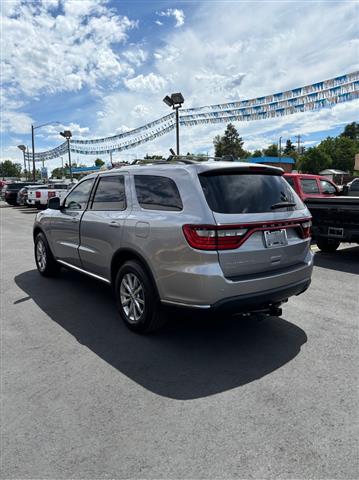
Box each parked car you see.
[284,173,339,200]
[16,184,42,206]
[28,183,73,209]
[344,178,359,196]
[305,196,359,252]
[3,182,35,206]
[284,173,359,252]
[33,161,313,333]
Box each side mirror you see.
[48,196,61,210]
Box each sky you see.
[1,0,358,172]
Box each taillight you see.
[300,219,312,238]
[35,191,41,198]
[183,225,248,251]
[183,218,312,250]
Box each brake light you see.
[35,191,41,198]
[183,225,248,250]
[183,218,312,250]
[300,219,312,239]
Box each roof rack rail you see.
[130,155,238,166]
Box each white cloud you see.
[2,0,358,161]
[124,73,168,93]
[2,4,137,97]
[123,48,148,67]
[158,8,185,28]
[155,20,163,26]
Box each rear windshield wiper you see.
[271,202,296,209]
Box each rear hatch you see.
[198,167,311,279]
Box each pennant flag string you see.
[27,71,358,160]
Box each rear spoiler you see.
[199,165,284,176]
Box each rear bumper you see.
[313,225,359,243]
[211,279,311,313]
[160,250,314,309]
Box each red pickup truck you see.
[283,173,339,200]
[284,173,359,252]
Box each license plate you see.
[264,229,288,248]
[328,227,344,237]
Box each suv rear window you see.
[199,173,304,213]
[134,175,182,211]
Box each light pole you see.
[163,92,184,155]
[278,136,282,158]
[31,121,61,180]
[17,145,27,179]
[60,130,73,181]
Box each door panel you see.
[50,210,84,266]
[79,174,130,279]
[49,178,95,266]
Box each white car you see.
[27,183,73,209]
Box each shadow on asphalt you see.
[314,246,359,274]
[15,269,307,400]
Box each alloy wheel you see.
[36,239,47,272]
[120,273,145,324]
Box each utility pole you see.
[27,146,31,178]
[110,151,113,168]
[296,135,301,155]
[60,131,73,181]
[31,125,36,181]
[279,136,282,157]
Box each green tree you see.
[95,158,105,167]
[262,144,279,157]
[340,122,359,141]
[51,167,66,179]
[299,147,331,173]
[0,160,22,178]
[283,139,296,155]
[252,150,262,157]
[213,123,247,159]
[318,136,357,172]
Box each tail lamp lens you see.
[300,219,312,238]
[35,191,41,198]
[183,225,248,250]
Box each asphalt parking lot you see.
[1,202,358,479]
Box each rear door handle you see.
[109,221,121,228]
[71,217,79,223]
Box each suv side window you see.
[91,175,126,211]
[300,179,320,194]
[134,175,183,211]
[64,179,95,210]
[320,180,336,194]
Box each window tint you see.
[300,179,320,194]
[199,173,304,213]
[65,179,94,210]
[320,180,336,194]
[285,176,295,188]
[92,176,126,210]
[134,175,182,211]
[350,180,359,191]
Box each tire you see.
[115,260,167,333]
[316,238,340,253]
[34,232,61,277]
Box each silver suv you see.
[33,161,313,333]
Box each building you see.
[248,156,295,173]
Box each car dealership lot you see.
[1,203,358,479]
